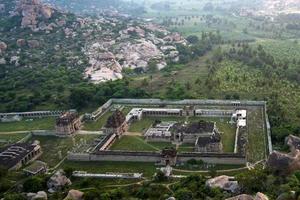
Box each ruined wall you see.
[67,151,246,165]
[111,98,266,107]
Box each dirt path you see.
[124,131,143,136]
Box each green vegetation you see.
[82,111,113,131]
[110,136,160,151]
[0,132,30,147]
[28,134,98,168]
[0,118,55,132]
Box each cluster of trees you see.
[203,42,300,146]
[176,31,222,64]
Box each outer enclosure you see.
[68,98,272,165]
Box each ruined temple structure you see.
[55,112,81,135]
[172,120,223,153]
[0,141,42,170]
[104,110,128,137]
[161,147,177,166]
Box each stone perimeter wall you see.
[67,151,246,165]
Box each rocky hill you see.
[0,0,185,83]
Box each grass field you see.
[110,136,168,151]
[246,108,267,163]
[29,134,99,167]
[0,132,30,147]
[82,111,113,131]
[0,117,55,132]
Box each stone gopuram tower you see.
[104,110,128,137]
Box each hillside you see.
[0,0,185,112]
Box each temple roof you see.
[56,112,79,126]
[0,143,38,169]
[172,120,215,134]
[105,110,126,128]
[196,133,221,147]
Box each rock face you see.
[47,170,71,192]
[206,175,239,193]
[267,135,300,175]
[84,50,123,83]
[226,193,269,200]
[17,39,26,47]
[286,135,300,152]
[83,19,186,83]
[226,194,254,200]
[0,4,5,13]
[64,189,84,200]
[27,40,40,48]
[15,0,54,30]
[0,41,7,53]
[27,191,48,200]
[117,39,164,69]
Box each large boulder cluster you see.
[15,0,54,30]
[206,175,239,193]
[84,21,186,83]
[0,41,7,54]
[267,135,300,175]
[226,192,269,200]
[47,170,72,193]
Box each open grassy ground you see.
[29,134,99,167]
[246,108,267,163]
[0,132,30,147]
[82,111,113,131]
[110,136,158,151]
[0,117,55,132]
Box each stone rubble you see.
[47,170,72,192]
[206,175,240,193]
[27,191,48,200]
[64,189,84,200]
[226,192,269,200]
[0,41,7,53]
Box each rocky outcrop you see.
[0,4,5,13]
[267,135,300,175]
[15,0,54,30]
[226,193,269,200]
[267,150,300,175]
[84,49,123,83]
[17,39,26,47]
[255,193,269,200]
[117,39,164,69]
[206,175,239,193]
[0,41,7,53]
[64,189,84,200]
[27,191,48,200]
[226,194,253,200]
[47,170,71,192]
[27,40,40,48]
[286,135,300,152]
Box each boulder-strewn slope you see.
[0,0,185,83]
